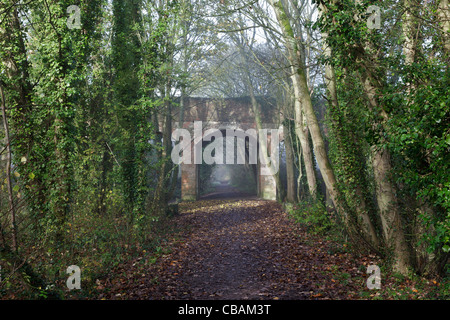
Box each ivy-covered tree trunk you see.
[402,0,444,276]
[317,0,413,274]
[0,4,49,243]
[0,84,17,251]
[320,3,380,249]
[112,0,143,221]
[47,0,79,244]
[150,1,180,214]
[284,120,296,203]
[152,88,173,215]
[362,73,411,274]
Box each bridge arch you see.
[163,96,283,201]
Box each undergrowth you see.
[285,198,449,300]
[0,211,180,300]
[287,196,336,236]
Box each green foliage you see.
[325,68,379,230]
[0,0,187,298]
[289,197,335,235]
[316,0,449,273]
[386,65,450,254]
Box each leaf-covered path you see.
[95,197,376,300]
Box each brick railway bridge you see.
[161,96,284,201]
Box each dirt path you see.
[97,197,371,300]
[172,198,310,299]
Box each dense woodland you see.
[0,0,449,299]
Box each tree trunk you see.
[284,122,296,202]
[321,17,380,247]
[402,0,443,275]
[437,0,450,54]
[248,84,284,199]
[97,148,112,215]
[344,0,412,273]
[153,85,173,215]
[233,37,284,200]
[371,144,410,274]
[0,84,17,252]
[292,89,317,198]
[362,73,411,274]
[0,5,38,247]
[402,0,418,67]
